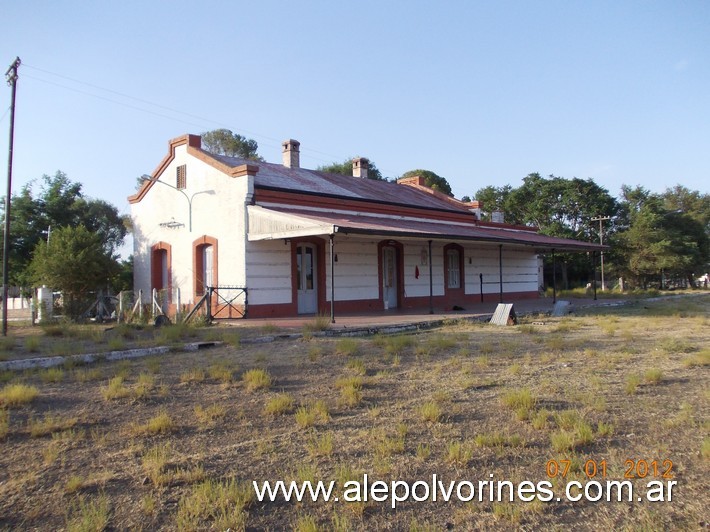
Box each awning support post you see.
[592,251,597,301]
[552,249,557,304]
[330,234,335,323]
[428,240,433,314]
[498,244,503,303]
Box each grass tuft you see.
[0,383,39,407]
[28,412,78,437]
[0,408,8,439]
[264,393,295,416]
[334,338,359,356]
[295,400,329,428]
[65,494,110,532]
[624,374,641,395]
[242,368,272,391]
[501,388,536,411]
[101,376,131,400]
[644,368,663,384]
[176,477,253,531]
[133,410,175,436]
[419,401,442,423]
[180,367,206,384]
[194,404,228,426]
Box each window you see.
[193,236,218,296]
[447,248,461,289]
[202,245,213,290]
[176,164,186,189]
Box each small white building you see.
[129,134,600,319]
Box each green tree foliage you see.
[317,158,387,181]
[473,185,513,219]
[1,172,127,289]
[400,169,453,196]
[201,129,263,161]
[661,185,710,231]
[613,185,709,288]
[29,226,119,317]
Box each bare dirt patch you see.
[0,295,708,530]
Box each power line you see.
[21,64,366,168]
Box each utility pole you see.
[591,215,610,291]
[3,57,20,337]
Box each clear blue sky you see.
[2,0,709,229]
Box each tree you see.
[317,158,387,181]
[400,169,453,196]
[661,185,710,231]
[29,226,119,317]
[1,171,128,290]
[474,185,513,219]
[613,185,709,288]
[201,129,263,161]
[505,174,618,241]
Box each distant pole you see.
[591,215,610,291]
[2,57,20,337]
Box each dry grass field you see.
[0,295,708,530]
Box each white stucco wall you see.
[131,143,251,306]
[244,240,292,306]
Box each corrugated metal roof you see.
[209,153,467,212]
[252,206,606,252]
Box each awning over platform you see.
[247,205,606,252]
